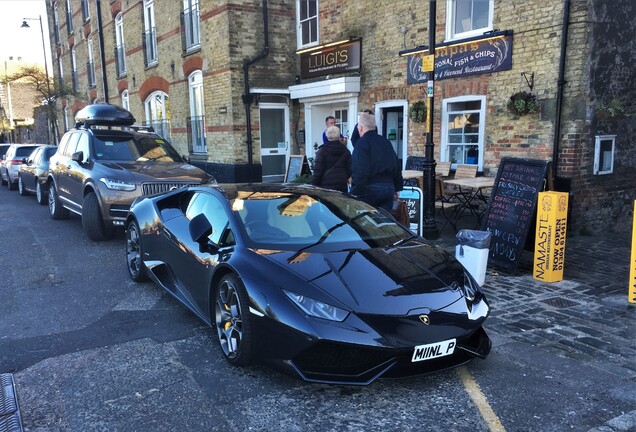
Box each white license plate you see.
[411,338,456,362]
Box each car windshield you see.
[233,191,410,251]
[92,135,182,162]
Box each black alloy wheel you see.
[214,274,253,366]
[126,220,148,282]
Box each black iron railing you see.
[187,115,206,153]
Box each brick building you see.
[47,0,634,233]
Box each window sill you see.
[182,46,201,57]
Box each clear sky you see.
[0,0,52,73]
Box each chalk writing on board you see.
[482,157,549,270]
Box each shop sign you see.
[533,191,569,283]
[407,34,513,84]
[630,201,636,303]
[300,40,361,79]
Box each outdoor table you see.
[402,169,423,190]
[442,176,495,229]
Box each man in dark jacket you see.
[311,126,352,193]
[351,112,403,210]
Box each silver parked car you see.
[18,145,57,204]
[1,144,42,190]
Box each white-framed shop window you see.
[594,135,615,175]
[445,0,493,41]
[296,0,318,49]
[441,95,486,170]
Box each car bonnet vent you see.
[75,104,136,128]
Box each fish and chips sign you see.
[407,34,513,84]
[300,39,361,79]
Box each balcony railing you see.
[71,70,78,92]
[66,11,73,34]
[142,27,158,66]
[80,0,90,22]
[87,61,95,88]
[115,44,126,77]
[181,4,200,52]
[143,120,171,142]
[187,115,206,154]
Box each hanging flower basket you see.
[507,91,538,115]
[409,101,427,123]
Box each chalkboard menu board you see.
[405,156,426,172]
[284,155,308,183]
[481,157,549,270]
[398,187,423,236]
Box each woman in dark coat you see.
[311,125,352,193]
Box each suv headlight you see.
[283,290,349,322]
[100,178,136,191]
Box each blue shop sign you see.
[407,34,513,84]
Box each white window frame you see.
[87,36,95,87]
[121,89,129,111]
[63,105,69,132]
[445,0,494,41]
[81,0,90,22]
[440,95,486,171]
[53,2,60,44]
[594,135,615,175]
[183,0,201,51]
[115,13,126,76]
[296,0,319,50]
[144,0,158,65]
[144,91,170,140]
[188,70,206,153]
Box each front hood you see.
[254,241,465,315]
[96,161,212,182]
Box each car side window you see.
[63,133,81,156]
[57,134,70,155]
[185,193,231,245]
[76,134,90,162]
[30,148,42,164]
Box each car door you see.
[66,132,91,209]
[25,147,42,191]
[164,191,233,319]
[54,132,80,202]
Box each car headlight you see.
[462,270,483,302]
[283,290,349,322]
[100,178,136,191]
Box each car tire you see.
[36,182,47,205]
[214,273,253,366]
[125,220,148,282]
[8,176,17,190]
[82,192,115,241]
[48,182,70,220]
[18,176,29,196]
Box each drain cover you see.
[0,374,23,432]
[540,297,579,308]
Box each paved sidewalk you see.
[434,222,635,378]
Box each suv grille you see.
[141,182,198,196]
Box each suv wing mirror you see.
[71,151,84,163]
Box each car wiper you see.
[390,234,418,248]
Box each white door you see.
[259,104,290,182]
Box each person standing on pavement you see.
[322,115,346,145]
[350,109,374,147]
[311,126,352,193]
[351,112,403,211]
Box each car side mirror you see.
[189,213,219,254]
[182,154,191,164]
[71,151,84,163]
[22,158,28,164]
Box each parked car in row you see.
[126,182,491,384]
[1,144,42,190]
[47,104,215,241]
[18,145,58,204]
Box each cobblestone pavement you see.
[435,224,636,379]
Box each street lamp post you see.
[21,15,53,145]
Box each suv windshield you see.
[92,134,182,162]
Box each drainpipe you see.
[552,0,570,179]
[96,0,109,103]
[242,0,269,182]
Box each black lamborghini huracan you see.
[125,183,490,384]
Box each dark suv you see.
[47,104,215,241]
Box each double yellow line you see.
[457,366,506,431]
